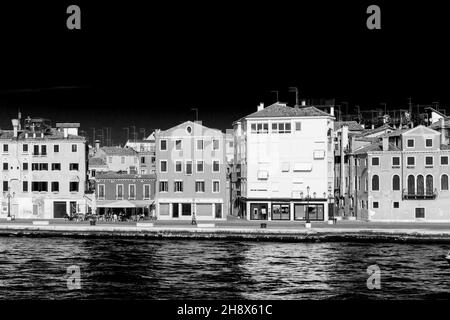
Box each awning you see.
[97,199,154,208]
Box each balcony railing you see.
[402,189,437,200]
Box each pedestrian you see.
[191,211,197,225]
[113,213,117,222]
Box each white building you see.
[0,118,88,219]
[232,102,335,221]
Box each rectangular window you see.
[129,184,136,199]
[212,139,219,150]
[41,145,47,156]
[54,145,59,153]
[373,202,379,209]
[392,157,400,166]
[251,123,257,134]
[407,156,415,166]
[71,144,77,152]
[32,163,39,171]
[372,157,380,166]
[33,145,39,155]
[39,163,48,171]
[159,181,168,192]
[98,185,105,198]
[116,184,123,198]
[425,138,433,147]
[141,157,145,164]
[175,139,182,150]
[196,160,204,173]
[213,160,220,173]
[160,160,167,173]
[51,182,59,192]
[23,163,29,171]
[175,161,182,173]
[121,156,125,164]
[295,122,301,131]
[186,161,193,175]
[441,156,449,165]
[3,144,8,152]
[52,163,61,171]
[69,163,79,171]
[143,184,150,199]
[31,181,48,192]
[160,140,167,151]
[197,139,204,150]
[415,208,425,218]
[425,156,433,166]
[393,202,399,208]
[213,180,220,193]
[23,144,28,152]
[407,139,414,148]
[181,203,191,216]
[70,182,79,192]
[3,181,8,191]
[174,181,183,192]
[272,203,290,220]
[195,181,205,193]
[23,181,28,192]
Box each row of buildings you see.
[1,103,450,222]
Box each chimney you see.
[257,102,264,111]
[371,124,375,130]
[440,118,445,145]
[301,100,306,106]
[94,140,100,151]
[11,119,19,138]
[330,106,334,116]
[63,129,68,138]
[382,136,389,151]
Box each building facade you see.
[155,121,227,220]
[232,102,335,221]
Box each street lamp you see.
[306,186,311,223]
[6,187,15,219]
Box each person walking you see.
[191,211,197,225]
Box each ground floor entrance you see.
[157,200,224,220]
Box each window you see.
[365,178,368,191]
[108,156,113,164]
[441,174,449,191]
[3,181,8,191]
[393,202,399,208]
[392,157,400,166]
[407,156,415,166]
[174,181,183,192]
[372,157,380,166]
[425,138,433,147]
[213,180,220,193]
[160,140,167,151]
[415,208,425,219]
[71,144,77,152]
[33,145,39,155]
[54,145,59,152]
[407,139,414,148]
[121,156,125,164]
[197,140,204,150]
[295,122,301,131]
[195,181,205,193]
[116,185,124,199]
[129,184,136,199]
[373,202,379,209]
[32,181,48,192]
[254,123,269,134]
[425,156,433,166]
[213,160,220,173]
[441,156,449,165]
[98,184,105,198]
[426,174,433,195]
[417,175,424,195]
[175,139,182,150]
[159,181,168,192]
[215,203,222,219]
[69,163,79,171]
[372,175,379,191]
[51,163,61,171]
[23,163,29,171]
[143,184,151,199]
[23,144,28,152]
[181,203,191,216]
[272,122,291,134]
[186,161,193,175]
[212,139,219,150]
[70,182,79,192]
[407,175,415,195]
[39,163,48,171]
[160,160,167,172]
[41,145,47,156]
[196,160,204,173]
[392,175,400,191]
[32,163,39,171]
[141,157,146,164]
[3,162,9,170]
[271,203,290,220]
[51,182,59,192]
[23,181,28,192]
[3,144,8,152]
[175,161,182,173]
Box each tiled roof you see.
[100,146,137,156]
[96,172,156,180]
[334,121,364,131]
[359,124,393,137]
[0,129,84,140]
[354,142,401,155]
[380,128,410,138]
[243,103,332,119]
[430,119,450,129]
[89,157,107,166]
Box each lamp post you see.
[306,186,311,223]
[6,187,15,219]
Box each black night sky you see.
[0,1,449,144]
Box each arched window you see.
[441,174,449,191]
[392,175,400,191]
[407,175,415,195]
[372,175,379,191]
[426,175,433,195]
[417,175,424,195]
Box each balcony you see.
[402,189,437,200]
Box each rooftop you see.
[240,103,333,121]
[96,172,156,180]
[334,121,364,131]
[100,146,138,156]
[354,142,401,155]
[88,157,107,166]
[0,128,84,141]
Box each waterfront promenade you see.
[2,216,450,243]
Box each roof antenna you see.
[289,87,299,106]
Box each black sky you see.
[0,1,449,144]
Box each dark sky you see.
[0,1,449,144]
